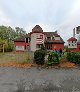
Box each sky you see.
[0,0,80,43]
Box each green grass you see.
[0,52,33,64]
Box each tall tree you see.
[0,25,16,41]
[15,27,26,37]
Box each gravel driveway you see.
[0,67,80,92]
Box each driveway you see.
[0,67,80,92]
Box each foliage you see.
[40,44,46,50]
[15,27,26,37]
[0,26,16,41]
[5,42,14,52]
[0,38,14,52]
[34,49,46,65]
[0,38,8,52]
[48,52,60,65]
[0,25,26,52]
[67,52,80,64]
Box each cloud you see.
[59,0,80,28]
[55,0,80,44]
[0,7,11,26]
[0,0,80,44]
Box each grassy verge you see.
[0,52,33,64]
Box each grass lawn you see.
[0,51,77,68]
[0,52,34,64]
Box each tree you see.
[0,25,16,41]
[15,27,26,37]
[0,25,26,52]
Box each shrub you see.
[34,49,46,65]
[67,52,80,64]
[48,52,60,65]
[40,44,46,50]
[5,42,14,52]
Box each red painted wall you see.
[52,44,64,51]
[14,42,30,46]
[14,42,25,46]
[14,42,30,51]
[75,44,80,52]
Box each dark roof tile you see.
[32,25,43,33]
[67,37,77,41]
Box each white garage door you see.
[16,46,24,51]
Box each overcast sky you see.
[0,0,80,43]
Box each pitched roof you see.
[32,25,43,33]
[44,32,64,44]
[45,37,64,44]
[67,37,77,41]
[14,36,25,42]
[14,25,64,43]
[43,32,60,37]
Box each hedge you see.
[67,52,80,64]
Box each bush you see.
[5,42,14,52]
[34,50,46,65]
[48,52,60,65]
[40,44,46,50]
[67,52,80,64]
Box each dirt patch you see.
[0,62,77,69]
[0,62,36,68]
[59,62,76,68]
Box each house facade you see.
[67,26,80,52]
[14,25,64,52]
[67,37,77,49]
[14,36,30,52]
[67,37,80,52]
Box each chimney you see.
[73,28,75,38]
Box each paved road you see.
[0,67,80,92]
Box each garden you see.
[34,47,80,68]
[0,47,80,68]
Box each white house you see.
[67,37,77,48]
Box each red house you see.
[14,25,64,51]
[14,35,30,52]
[44,32,64,51]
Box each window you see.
[47,37,51,40]
[55,37,60,40]
[25,38,28,43]
[69,44,70,46]
[46,44,52,50]
[72,44,74,46]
